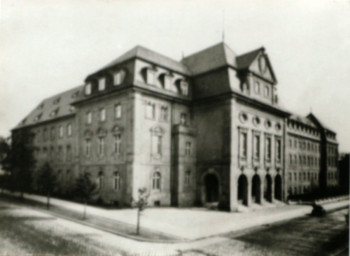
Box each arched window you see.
[152,172,161,190]
[114,171,121,191]
[185,170,191,185]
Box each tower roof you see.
[181,42,237,76]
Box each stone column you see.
[247,176,252,207]
[230,170,238,211]
[259,175,264,204]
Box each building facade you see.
[13,42,339,211]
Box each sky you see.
[0,0,350,151]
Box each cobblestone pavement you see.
[180,209,349,256]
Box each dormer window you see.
[180,81,189,96]
[85,82,92,95]
[113,70,126,86]
[50,108,59,117]
[159,74,171,89]
[175,79,189,95]
[147,70,156,85]
[53,97,60,104]
[254,80,260,94]
[34,113,42,122]
[98,78,106,91]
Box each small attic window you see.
[113,70,126,86]
[38,103,44,109]
[85,82,92,95]
[98,77,106,91]
[71,91,80,99]
[141,67,156,85]
[50,108,59,117]
[159,73,171,89]
[69,106,75,112]
[175,79,189,96]
[53,97,61,105]
[34,113,42,122]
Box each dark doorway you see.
[238,174,248,206]
[275,175,282,200]
[204,174,219,202]
[252,174,261,203]
[264,174,272,202]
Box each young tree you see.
[133,187,149,235]
[74,172,96,219]
[7,129,36,198]
[36,162,56,209]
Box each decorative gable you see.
[248,53,276,84]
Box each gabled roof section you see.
[289,113,318,128]
[93,45,190,75]
[181,42,237,76]
[236,47,277,84]
[236,48,263,70]
[14,85,83,130]
[307,113,335,133]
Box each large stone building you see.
[13,42,339,211]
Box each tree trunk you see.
[136,209,140,235]
[83,200,87,220]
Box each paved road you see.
[182,208,349,256]
[0,197,348,256]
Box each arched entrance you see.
[274,174,282,200]
[238,174,248,206]
[264,174,272,202]
[204,174,219,202]
[252,174,261,203]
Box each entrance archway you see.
[252,174,261,203]
[204,174,219,203]
[274,174,282,200]
[238,174,248,206]
[264,174,272,202]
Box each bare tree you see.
[133,187,149,235]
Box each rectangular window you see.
[114,134,121,154]
[98,137,105,156]
[152,135,162,155]
[87,112,92,124]
[67,123,72,136]
[114,72,122,86]
[276,138,281,162]
[146,102,155,119]
[254,135,260,159]
[180,113,187,125]
[98,78,106,91]
[85,139,91,156]
[240,132,247,158]
[59,126,64,138]
[100,108,106,122]
[160,106,168,121]
[265,136,271,161]
[51,127,55,140]
[185,141,191,156]
[66,145,71,161]
[289,154,292,165]
[85,82,92,95]
[115,104,122,119]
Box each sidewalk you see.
[2,191,348,241]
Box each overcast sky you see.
[1,0,350,151]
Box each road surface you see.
[0,198,348,256]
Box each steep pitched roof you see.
[94,45,190,75]
[181,42,237,75]
[14,85,83,129]
[307,113,335,133]
[289,113,318,128]
[236,47,263,69]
